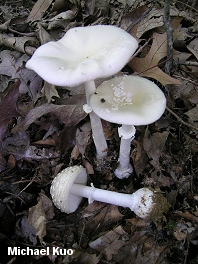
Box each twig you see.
[177,61,198,67]
[164,0,173,75]
[166,106,198,131]
[126,0,158,32]
[175,0,198,12]
[17,175,37,196]
[130,37,153,60]
[172,74,196,84]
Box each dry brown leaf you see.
[28,197,47,243]
[126,7,192,38]
[51,0,67,12]
[129,32,182,86]
[12,103,87,133]
[19,216,37,245]
[41,82,60,103]
[81,203,123,232]
[76,122,92,155]
[120,5,148,33]
[0,50,42,97]
[131,139,149,176]
[176,211,198,223]
[83,158,94,174]
[89,225,128,261]
[39,191,55,220]
[185,106,198,121]
[187,38,198,60]
[27,0,53,22]
[0,80,20,141]
[143,129,169,169]
[0,34,38,54]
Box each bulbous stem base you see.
[114,163,133,179]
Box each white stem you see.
[70,183,137,211]
[114,125,136,179]
[84,81,108,159]
[84,80,96,109]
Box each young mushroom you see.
[50,165,169,221]
[26,25,138,159]
[90,76,166,179]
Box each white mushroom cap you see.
[50,166,87,213]
[26,25,138,86]
[90,76,166,126]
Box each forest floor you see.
[0,0,198,263]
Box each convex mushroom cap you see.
[26,25,138,87]
[50,166,87,213]
[90,75,166,126]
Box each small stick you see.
[164,0,173,75]
[166,106,198,131]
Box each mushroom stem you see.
[84,81,108,159]
[114,124,136,179]
[50,165,170,220]
[70,184,156,219]
[84,80,96,111]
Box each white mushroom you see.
[50,165,169,220]
[90,75,166,179]
[26,25,138,159]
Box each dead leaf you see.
[17,216,37,245]
[0,80,20,141]
[83,158,94,174]
[129,32,182,86]
[89,225,128,261]
[39,191,55,220]
[76,122,92,155]
[12,103,87,133]
[173,222,196,241]
[70,145,80,160]
[187,38,198,60]
[81,203,123,233]
[129,7,195,38]
[131,139,149,176]
[28,196,47,243]
[51,0,67,12]
[120,5,148,33]
[45,10,75,30]
[0,34,39,54]
[27,0,53,22]
[37,24,54,44]
[143,129,169,168]
[185,106,198,121]
[176,211,198,223]
[2,131,60,160]
[0,50,43,97]
[41,82,60,103]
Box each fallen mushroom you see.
[26,25,138,159]
[90,75,166,179]
[50,165,169,221]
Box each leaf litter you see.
[0,0,198,263]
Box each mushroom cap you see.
[26,25,138,86]
[50,165,87,213]
[90,76,166,126]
